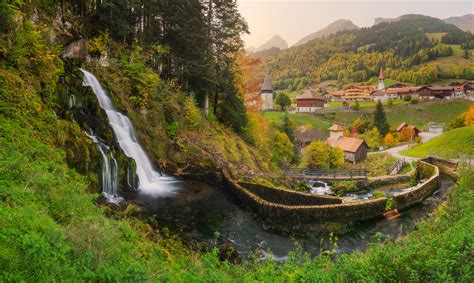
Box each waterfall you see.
[68,94,76,109]
[80,69,180,197]
[86,132,121,202]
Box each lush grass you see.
[318,99,473,130]
[401,126,474,159]
[263,111,332,134]
[328,99,408,109]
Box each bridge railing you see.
[284,168,368,179]
[387,159,405,175]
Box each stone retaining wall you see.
[222,159,445,228]
[422,156,458,178]
[238,182,341,206]
[392,161,440,211]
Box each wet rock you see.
[63,39,87,60]
[219,242,241,264]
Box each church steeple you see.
[378,65,385,90]
[260,71,274,111]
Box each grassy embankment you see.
[401,126,474,159]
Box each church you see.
[260,73,273,111]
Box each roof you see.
[428,86,454,91]
[385,87,421,94]
[296,89,326,101]
[328,124,346,132]
[295,128,326,143]
[396,122,408,132]
[344,85,377,91]
[261,73,273,92]
[371,90,386,96]
[328,136,367,153]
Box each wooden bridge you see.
[284,168,368,181]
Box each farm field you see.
[327,99,408,109]
[401,126,474,159]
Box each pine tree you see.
[373,100,389,136]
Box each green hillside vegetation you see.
[401,126,474,158]
[261,15,473,91]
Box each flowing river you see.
[137,175,454,261]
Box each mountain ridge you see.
[294,19,359,47]
[256,34,288,52]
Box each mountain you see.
[294,19,359,46]
[443,14,474,32]
[259,15,472,90]
[256,35,288,52]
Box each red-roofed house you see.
[296,89,328,112]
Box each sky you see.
[238,0,474,48]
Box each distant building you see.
[343,86,376,101]
[328,124,346,140]
[295,89,327,112]
[295,128,326,153]
[371,90,389,102]
[260,73,273,111]
[327,124,367,163]
[378,65,385,90]
[396,123,420,140]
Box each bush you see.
[411,98,419,104]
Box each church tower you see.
[260,72,273,111]
[378,65,385,90]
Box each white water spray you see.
[80,69,180,196]
[86,132,122,202]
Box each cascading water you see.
[80,69,180,197]
[86,132,121,202]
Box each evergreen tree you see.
[373,101,389,136]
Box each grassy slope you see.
[323,99,473,129]
[263,111,331,134]
[401,126,474,158]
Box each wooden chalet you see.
[296,89,327,112]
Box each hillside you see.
[256,35,288,52]
[260,15,473,90]
[293,19,358,47]
[401,126,474,159]
[443,14,474,33]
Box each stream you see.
[137,175,454,261]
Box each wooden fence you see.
[284,168,368,180]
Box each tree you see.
[275,93,291,111]
[270,131,294,168]
[352,101,361,111]
[302,141,330,169]
[384,133,396,148]
[387,98,394,109]
[463,49,470,59]
[373,101,389,136]
[360,128,383,149]
[302,141,344,169]
[279,115,296,143]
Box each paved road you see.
[373,131,443,162]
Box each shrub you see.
[403,95,412,101]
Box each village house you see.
[295,128,326,153]
[327,124,368,163]
[295,89,328,112]
[396,122,420,141]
